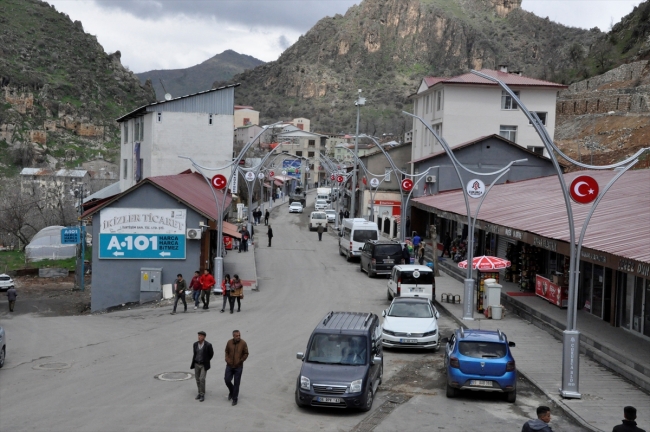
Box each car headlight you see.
[349,379,362,393]
[300,376,310,390]
[423,329,437,337]
[382,329,396,336]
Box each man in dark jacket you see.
[267,225,273,247]
[344,209,350,219]
[317,224,325,241]
[171,273,187,314]
[7,286,17,312]
[190,331,214,402]
[522,406,553,432]
[613,406,646,432]
[224,330,249,406]
[264,209,270,225]
[401,244,411,264]
[189,271,201,310]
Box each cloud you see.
[521,0,642,32]
[277,35,292,50]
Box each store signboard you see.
[535,275,568,308]
[99,208,186,259]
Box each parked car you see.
[309,211,328,231]
[324,209,336,223]
[289,202,304,213]
[0,325,5,368]
[382,298,440,350]
[315,199,329,210]
[387,265,435,301]
[360,240,403,278]
[0,274,14,292]
[295,311,383,411]
[442,328,517,402]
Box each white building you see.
[411,67,566,162]
[118,85,238,191]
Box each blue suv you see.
[442,328,517,403]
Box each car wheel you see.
[346,253,353,263]
[0,346,4,368]
[446,383,457,398]
[360,387,374,412]
[387,288,393,300]
[505,389,516,403]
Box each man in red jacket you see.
[199,269,215,310]
[189,270,202,310]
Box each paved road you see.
[0,197,585,431]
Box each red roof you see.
[423,77,448,87]
[420,69,566,91]
[411,169,650,264]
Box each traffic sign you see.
[370,177,380,188]
[401,178,413,192]
[330,173,335,180]
[570,175,599,204]
[337,175,344,183]
[466,179,485,199]
[257,172,265,180]
[245,171,255,182]
[61,227,80,244]
[211,174,227,190]
[269,170,275,177]
[99,233,186,259]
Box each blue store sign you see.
[99,233,186,259]
[61,227,81,244]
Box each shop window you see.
[123,159,128,179]
[591,265,604,318]
[123,122,129,144]
[501,90,519,110]
[527,146,544,155]
[644,279,650,337]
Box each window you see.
[384,168,391,182]
[295,151,303,157]
[308,139,315,146]
[123,159,128,179]
[209,114,213,125]
[499,125,517,142]
[123,122,129,144]
[157,112,162,123]
[528,112,547,126]
[437,90,442,110]
[434,123,442,137]
[135,120,140,142]
[527,146,544,155]
[425,95,430,114]
[243,117,250,125]
[308,151,315,158]
[501,90,519,110]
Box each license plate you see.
[410,288,423,292]
[400,339,418,343]
[470,380,493,387]
[317,397,341,403]
[383,259,394,263]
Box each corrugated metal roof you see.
[412,169,650,263]
[20,168,52,176]
[423,77,448,87]
[56,169,87,177]
[419,69,566,92]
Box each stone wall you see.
[29,130,46,145]
[4,87,34,114]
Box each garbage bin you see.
[491,305,503,320]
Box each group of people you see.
[522,405,645,432]
[190,329,249,406]
[220,274,244,313]
[251,208,270,225]
[399,232,426,265]
[338,208,350,224]
[172,269,246,314]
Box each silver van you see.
[387,265,435,301]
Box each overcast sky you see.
[47,0,644,73]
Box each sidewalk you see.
[432,263,650,432]
[223,240,258,291]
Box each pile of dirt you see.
[5,274,91,316]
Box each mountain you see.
[137,50,264,100]
[0,0,156,176]
[218,0,604,135]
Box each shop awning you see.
[273,180,283,186]
[271,174,293,183]
[263,182,272,188]
[222,221,241,239]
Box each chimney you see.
[498,64,508,73]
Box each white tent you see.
[25,226,77,262]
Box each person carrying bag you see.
[229,274,244,314]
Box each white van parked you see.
[338,218,379,261]
[309,211,328,231]
[387,265,436,301]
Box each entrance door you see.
[603,268,613,323]
[633,277,644,333]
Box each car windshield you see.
[400,271,433,284]
[353,229,378,242]
[388,302,433,318]
[307,334,367,365]
[312,213,326,219]
[375,244,402,256]
[316,200,327,204]
[0,276,10,281]
[291,203,301,207]
[458,341,507,359]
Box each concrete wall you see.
[90,183,205,312]
[234,109,259,128]
[360,145,412,192]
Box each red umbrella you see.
[458,255,511,270]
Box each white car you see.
[381,297,440,350]
[289,202,304,213]
[0,274,14,292]
[324,209,336,223]
[314,199,329,210]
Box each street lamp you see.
[350,89,366,218]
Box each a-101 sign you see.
[99,208,186,259]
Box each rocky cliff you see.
[222,0,601,134]
[0,0,155,176]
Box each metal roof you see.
[83,182,121,203]
[20,168,52,176]
[419,69,566,93]
[411,169,650,264]
[55,169,87,177]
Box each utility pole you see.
[350,90,365,218]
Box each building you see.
[334,142,378,163]
[411,67,566,162]
[82,171,240,312]
[234,124,264,150]
[275,129,328,187]
[234,106,259,128]
[117,84,238,192]
[20,167,91,205]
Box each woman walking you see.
[230,274,244,313]
[220,274,232,313]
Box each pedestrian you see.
[418,243,426,265]
[267,225,273,247]
[230,274,244,313]
[220,274,231,313]
[199,269,215,310]
[344,209,350,219]
[272,193,276,203]
[406,216,411,237]
[443,234,452,258]
[339,209,344,224]
[190,331,214,402]
[317,223,324,241]
[171,273,187,314]
[224,330,249,406]
[242,228,250,252]
[401,244,410,264]
[613,406,646,432]
[264,209,270,225]
[7,285,17,312]
[189,270,202,310]
[522,406,553,432]
[238,226,245,253]
[412,231,421,248]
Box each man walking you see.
[339,209,344,224]
[613,406,646,432]
[412,231,421,248]
[401,244,411,265]
[190,331,214,402]
[171,273,187,314]
[189,270,201,310]
[7,285,17,312]
[344,209,350,219]
[224,330,249,406]
[317,224,324,241]
[264,209,270,225]
[522,406,553,432]
[267,225,273,247]
[199,269,215,310]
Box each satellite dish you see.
[164,93,172,101]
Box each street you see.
[0,196,585,431]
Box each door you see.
[371,322,383,391]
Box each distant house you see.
[274,129,328,186]
[411,67,566,162]
[20,167,90,207]
[234,106,259,128]
[234,124,264,151]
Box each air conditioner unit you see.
[425,175,436,183]
[186,228,202,240]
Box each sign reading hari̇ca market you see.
[99,208,187,259]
